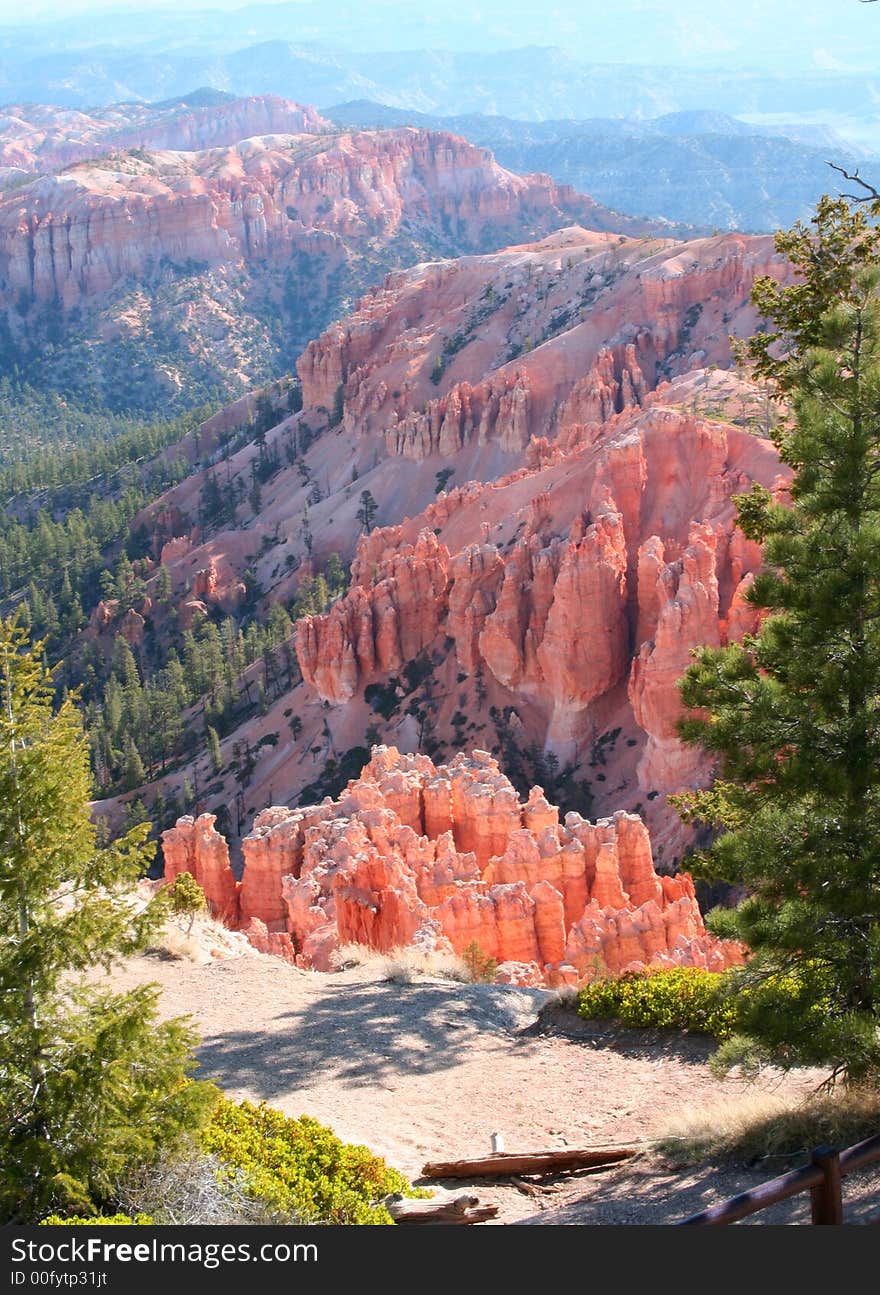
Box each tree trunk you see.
[421,1145,640,1179]
[386,1194,498,1224]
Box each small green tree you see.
[154,564,173,604]
[0,617,215,1220]
[121,735,145,791]
[167,872,207,936]
[460,941,498,984]
[674,197,880,1083]
[207,724,223,774]
[356,490,378,533]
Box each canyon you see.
[89,220,793,878]
[0,96,797,943]
[0,129,621,312]
[0,96,654,411]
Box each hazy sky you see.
[0,0,315,14]
[1,0,879,74]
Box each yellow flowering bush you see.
[577,967,737,1039]
[201,1098,420,1225]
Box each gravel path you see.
[114,950,880,1225]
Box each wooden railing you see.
[678,1132,880,1225]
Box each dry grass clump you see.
[382,945,473,984]
[328,941,380,971]
[654,1085,880,1169]
[543,984,580,1010]
[328,941,472,983]
[145,909,251,964]
[115,1149,286,1225]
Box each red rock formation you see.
[534,499,629,738]
[161,747,742,981]
[161,813,240,926]
[298,227,779,454]
[119,607,146,648]
[0,96,330,175]
[239,806,313,930]
[0,129,615,314]
[628,522,722,794]
[159,536,192,566]
[122,226,792,869]
[190,556,246,612]
[296,530,450,702]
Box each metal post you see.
[810,1146,843,1224]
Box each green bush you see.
[167,872,206,931]
[577,968,737,1039]
[461,941,499,984]
[201,1098,419,1224]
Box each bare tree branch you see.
[827,161,880,203]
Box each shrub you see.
[167,872,206,934]
[577,968,737,1039]
[460,941,499,984]
[364,679,400,720]
[116,1146,282,1225]
[201,1098,417,1224]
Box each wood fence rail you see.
[678,1132,880,1225]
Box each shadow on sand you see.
[196,978,545,1099]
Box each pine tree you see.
[356,489,378,533]
[167,872,206,936]
[155,564,172,604]
[0,616,214,1220]
[207,724,223,774]
[674,197,880,1083]
[122,735,146,791]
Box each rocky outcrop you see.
[189,556,246,613]
[161,813,240,926]
[296,530,450,703]
[0,95,330,175]
[295,404,777,774]
[0,128,602,312]
[629,523,722,793]
[161,747,742,982]
[297,226,779,452]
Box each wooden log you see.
[386,1193,499,1224]
[422,1144,640,1180]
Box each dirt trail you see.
[115,950,880,1224]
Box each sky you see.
[1,0,879,74]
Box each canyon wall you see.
[295,399,781,791]
[0,128,622,311]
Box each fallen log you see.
[386,1193,499,1224]
[422,1144,641,1180]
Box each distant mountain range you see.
[326,102,877,232]
[1,29,880,155]
[7,0,880,78]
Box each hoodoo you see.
[162,746,742,984]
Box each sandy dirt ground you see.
[114,947,880,1225]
